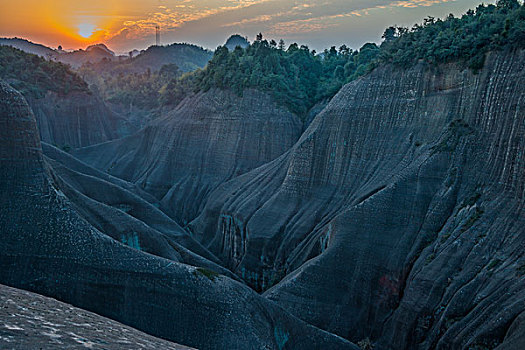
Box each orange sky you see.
[0,0,489,53]
[0,0,154,48]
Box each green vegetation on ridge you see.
[0,46,88,98]
[159,1,523,117]
[190,40,379,116]
[159,39,380,117]
[2,1,521,119]
[379,0,525,70]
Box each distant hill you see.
[0,38,117,68]
[0,45,87,97]
[0,38,212,73]
[0,38,56,58]
[58,43,117,68]
[224,34,250,51]
[127,43,213,73]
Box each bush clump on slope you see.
[0,46,88,98]
[162,38,380,117]
[379,0,525,69]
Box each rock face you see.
[74,88,303,224]
[188,50,525,348]
[0,284,193,349]
[0,81,354,349]
[27,91,133,149]
[42,142,232,277]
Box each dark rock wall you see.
[189,50,525,348]
[28,91,133,148]
[73,88,303,225]
[0,81,354,349]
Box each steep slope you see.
[0,81,354,350]
[0,37,56,57]
[42,142,234,278]
[0,45,133,148]
[74,88,303,225]
[27,91,133,148]
[0,284,192,349]
[189,50,525,348]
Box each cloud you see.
[115,0,274,38]
[103,0,466,51]
[393,0,456,8]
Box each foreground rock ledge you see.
[0,284,192,349]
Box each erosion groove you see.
[187,50,525,348]
[73,88,302,225]
[0,81,355,350]
[1,49,524,350]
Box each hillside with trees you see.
[379,0,524,69]
[161,37,380,117]
[8,1,519,120]
[0,46,88,98]
[163,1,523,117]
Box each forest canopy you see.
[1,1,522,117]
[160,1,524,117]
[0,46,88,98]
[379,0,525,69]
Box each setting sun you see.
[78,23,96,38]
[0,0,485,53]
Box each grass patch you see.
[193,267,220,281]
[431,119,473,156]
[425,252,436,265]
[460,207,484,233]
[517,264,525,277]
[440,232,451,243]
[460,192,481,210]
[357,338,373,350]
[487,258,502,270]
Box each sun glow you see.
[0,0,135,49]
[78,23,96,38]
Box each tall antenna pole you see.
[155,25,161,46]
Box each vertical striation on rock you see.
[0,80,355,349]
[27,91,134,149]
[189,50,525,348]
[73,88,303,225]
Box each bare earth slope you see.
[73,88,303,225]
[0,81,355,350]
[0,284,193,349]
[188,50,525,348]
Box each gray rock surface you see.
[0,80,355,349]
[73,88,303,225]
[187,50,525,348]
[27,91,133,149]
[43,142,235,278]
[0,284,193,349]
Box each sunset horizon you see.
[1,1,523,349]
[2,0,490,54]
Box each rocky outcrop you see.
[73,88,303,225]
[27,91,133,148]
[42,142,232,277]
[0,284,193,349]
[0,81,354,349]
[189,50,525,348]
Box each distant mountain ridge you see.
[0,37,56,58]
[0,37,212,72]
